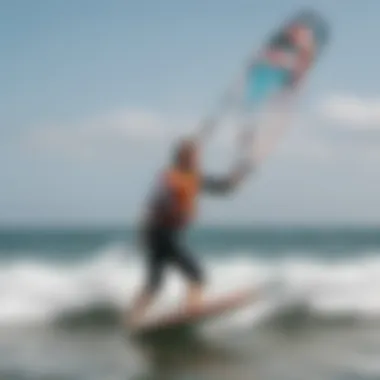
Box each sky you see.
[1,0,380,226]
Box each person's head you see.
[172,138,199,171]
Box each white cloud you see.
[319,95,380,128]
[23,107,257,161]
[24,108,196,159]
[24,99,373,165]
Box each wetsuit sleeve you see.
[201,176,235,194]
[201,161,253,195]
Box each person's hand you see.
[230,154,254,188]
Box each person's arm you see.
[202,128,255,194]
[201,159,253,195]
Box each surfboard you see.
[130,289,256,338]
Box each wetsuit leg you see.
[169,233,205,285]
[144,227,205,292]
[144,227,170,294]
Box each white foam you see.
[1,244,380,326]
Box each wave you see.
[1,244,380,330]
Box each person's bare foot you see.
[127,289,155,330]
[184,283,204,314]
[184,303,203,316]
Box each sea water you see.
[1,226,380,380]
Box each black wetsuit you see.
[142,175,235,293]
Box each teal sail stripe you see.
[245,63,290,108]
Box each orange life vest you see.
[151,168,200,227]
[165,168,200,224]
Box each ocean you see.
[1,226,380,380]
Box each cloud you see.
[24,108,196,159]
[319,94,380,128]
[23,106,256,162]
[24,98,376,165]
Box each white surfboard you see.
[130,288,257,338]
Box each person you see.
[127,135,253,328]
